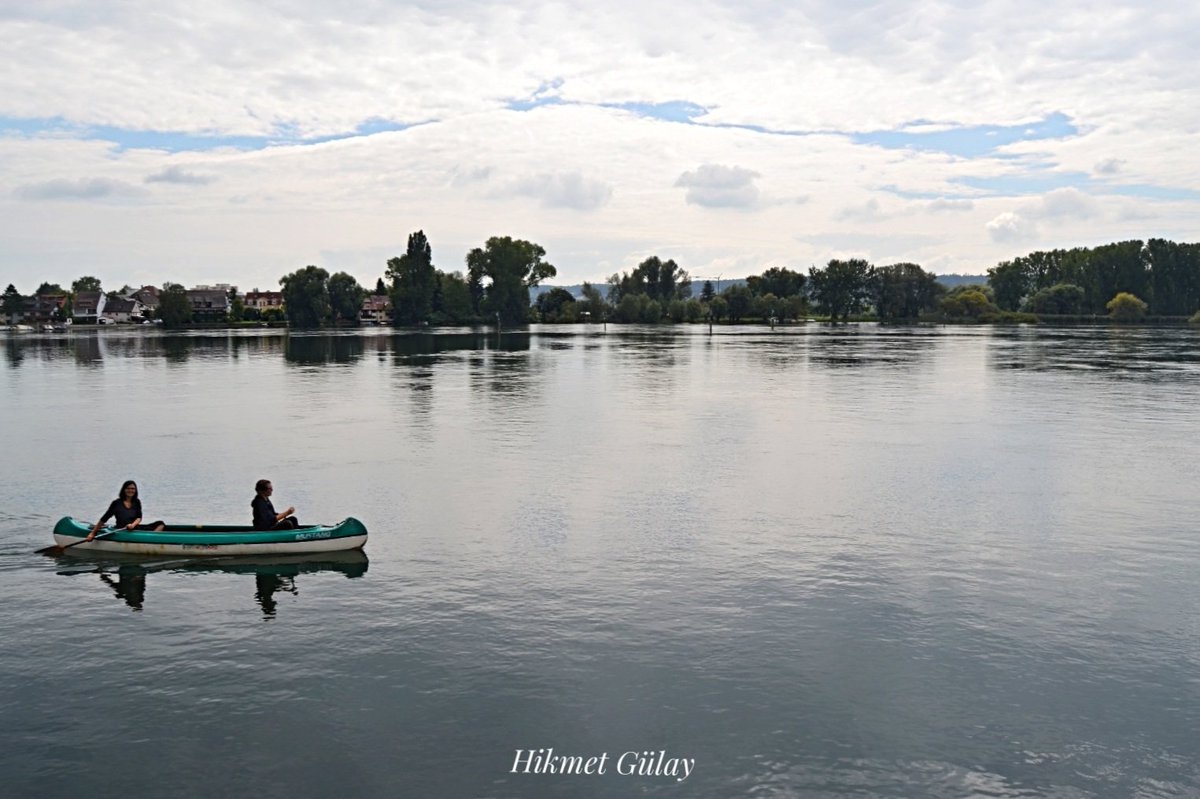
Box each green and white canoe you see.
[52,516,368,556]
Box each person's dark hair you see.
[255,479,271,495]
[118,480,142,511]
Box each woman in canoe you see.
[86,480,166,540]
[252,479,300,530]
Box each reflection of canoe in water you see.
[173,549,368,577]
[56,550,369,614]
[52,516,368,556]
[59,549,369,578]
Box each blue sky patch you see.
[853,112,1078,158]
[0,115,413,152]
[952,170,1091,195]
[607,101,708,123]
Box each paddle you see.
[36,529,116,556]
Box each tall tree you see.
[579,282,608,321]
[158,283,192,329]
[723,284,753,322]
[747,266,806,298]
[1081,240,1147,313]
[279,265,330,328]
[987,259,1031,311]
[434,271,476,323]
[3,284,24,321]
[608,256,691,303]
[36,282,67,295]
[872,262,943,321]
[465,236,556,325]
[328,272,366,324]
[72,276,102,294]
[809,258,875,321]
[700,280,715,303]
[374,277,387,296]
[387,230,437,325]
[1146,238,1200,315]
[535,288,577,322]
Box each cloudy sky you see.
[2,0,1197,292]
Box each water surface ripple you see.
[1,325,1198,798]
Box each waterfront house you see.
[102,297,145,324]
[187,288,231,322]
[73,291,106,324]
[245,290,284,312]
[360,295,392,325]
[20,294,68,327]
[130,286,160,314]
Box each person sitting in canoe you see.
[252,479,300,530]
[86,480,166,541]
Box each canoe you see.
[52,516,368,556]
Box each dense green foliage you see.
[607,256,692,305]
[872,263,943,321]
[280,265,331,328]
[746,266,805,299]
[388,230,437,325]
[71,275,102,294]
[1026,283,1085,315]
[578,282,607,321]
[328,272,366,324]
[809,259,874,321]
[535,287,577,322]
[1106,292,1148,321]
[158,283,192,329]
[940,287,998,319]
[987,239,1200,315]
[466,236,556,325]
[2,284,22,319]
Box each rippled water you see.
[2,324,1199,798]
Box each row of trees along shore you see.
[372,233,1200,327]
[6,236,1200,329]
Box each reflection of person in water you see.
[99,566,147,610]
[254,573,297,617]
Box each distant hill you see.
[935,273,988,288]
[533,274,980,299]
[532,278,748,301]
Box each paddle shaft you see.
[37,529,116,555]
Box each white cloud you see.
[675,164,760,209]
[836,197,886,222]
[927,198,974,212]
[986,211,1038,243]
[145,165,217,185]
[14,177,147,201]
[508,172,613,211]
[0,0,1197,288]
[1038,187,1099,219]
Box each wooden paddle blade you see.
[35,544,65,556]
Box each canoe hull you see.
[52,516,368,556]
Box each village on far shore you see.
[2,283,392,331]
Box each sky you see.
[1,0,1198,292]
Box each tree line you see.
[7,236,1200,330]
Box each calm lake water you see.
[2,324,1199,798]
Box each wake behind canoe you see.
[52,516,368,556]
